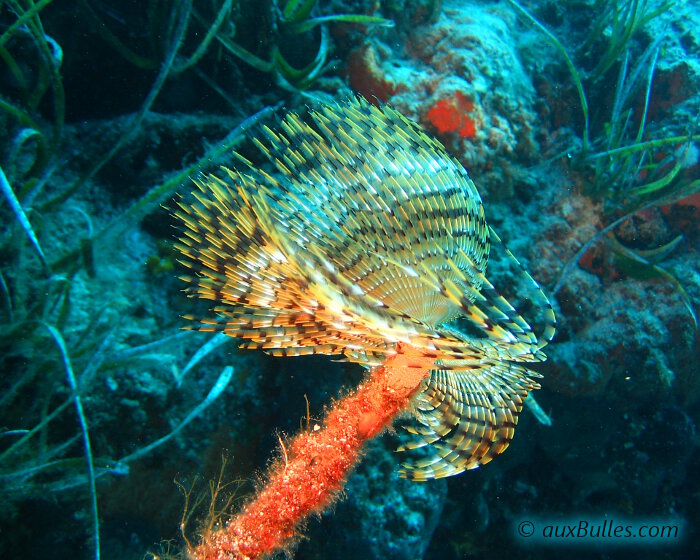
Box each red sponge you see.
[189,346,433,560]
[426,92,477,138]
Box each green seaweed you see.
[609,237,698,329]
[0,164,48,270]
[508,0,700,327]
[40,0,194,210]
[43,322,101,560]
[507,0,693,213]
[580,0,672,83]
[507,0,590,151]
[80,0,393,92]
[0,5,279,550]
[210,0,394,90]
[1,0,64,193]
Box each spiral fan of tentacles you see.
[175,97,556,481]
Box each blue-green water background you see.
[1,1,698,559]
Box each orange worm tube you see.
[189,345,435,560]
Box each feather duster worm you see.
[174,98,555,559]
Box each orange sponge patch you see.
[426,92,477,138]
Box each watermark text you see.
[514,517,684,547]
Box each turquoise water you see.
[1,1,698,559]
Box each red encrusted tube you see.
[189,346,434,560]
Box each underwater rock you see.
[544,275,696,403]
[346,0,539,192]
[606,403,696,511]
[644,0,700,119]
